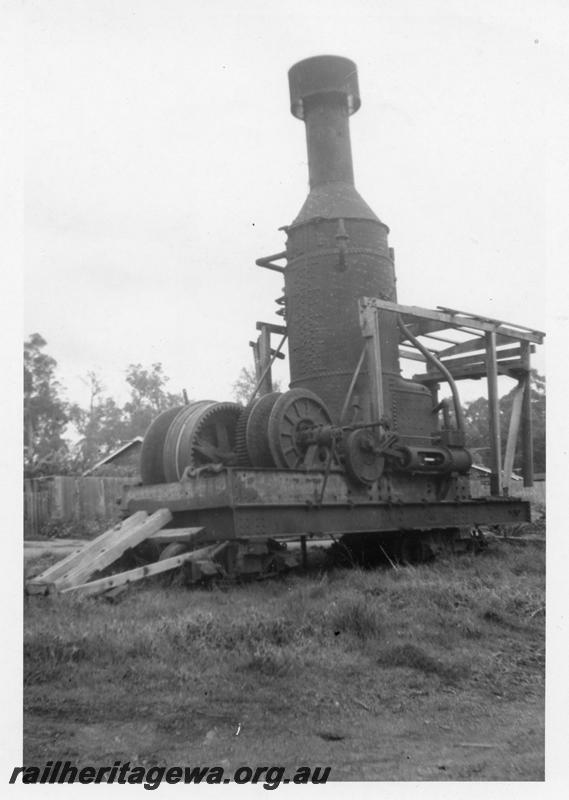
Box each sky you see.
[22,0,558,414]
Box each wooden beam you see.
[437,334,519,359]
[399,347,427,363]
[257,325,273,395]
[60,545,220,597]
[406,319,460,338]
[437,305,544,337]
[149,527,205,544]
[55,508,173,591]
[25,511,148,593]
[25,540,87,560]
[412,359,526,384]
[362,297,545,344]
[440,346,524,371]
[486,332,502,496]
[502,381,525,494]
[520,342,534,487]
[255,321,286,335]
[359,303,385,421]
[420,332,461,345]
[250,339,262,383]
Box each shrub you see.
[329,595,383,640]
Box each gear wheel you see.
[162,401,215,482]
[163,401,243,482]
[245,392,281,468]
[234,404,253,466]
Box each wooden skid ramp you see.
[24,510,220,598]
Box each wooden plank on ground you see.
[55,508,172,590]
[61,543,220,597]
[24,538,87,551]
[25,542,85,561]
[149,527,205,544]
[25,511,149,592]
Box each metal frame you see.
[122,469,529,540]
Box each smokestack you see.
[284,55,399,423]
[288,55,359,188]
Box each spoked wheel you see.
[267,388,332,469]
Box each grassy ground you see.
[23,541,545,781]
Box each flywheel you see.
[343,428,385,485]
[163,401,243,482]
[267,388,332,469]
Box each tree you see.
[232,363,282,405]
[232,366,258,405]
[68,372,127,473]
[121,363,185,440]
[68,364,186,473]
[462,370,545,473]
[24,333,70,476]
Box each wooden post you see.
[485,332,502,496]
[250,340,262,383]
[520,341,534,487]
[300,535,308,570]
[502,380,525,494]
[360,304,385,422]
[257,325,273,395]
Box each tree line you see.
[24,333,545,478]
[24,333,185,477]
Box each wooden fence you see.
[24,476,138,539]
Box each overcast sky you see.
[24,0,557,411]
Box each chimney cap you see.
[288,55,360,120]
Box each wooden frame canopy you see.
[360,297,545,497]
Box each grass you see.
[23,541,545,776]
[24,542,544,692]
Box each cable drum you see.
[234,405,254,466]
[163,401,215,482]
[244,392,282,468]
[163,401,243,481]
[139,405,186,485]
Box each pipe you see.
[247,333,288,404]
[339,344,367,424]
[397,316,465,433]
